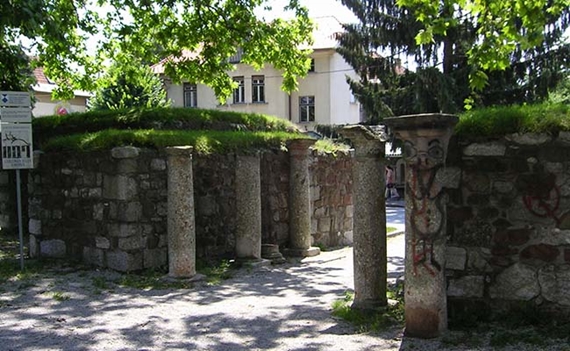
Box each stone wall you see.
[28,147,354,271]
[445,131,570,318]
[310,151,353,247]
[28,147,169,272]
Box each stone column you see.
[235,153,262,260]
[285,139,320,257]
[340,125,388,310]
[384,114,458,338]
[166,146,197,278]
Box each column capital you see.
[165,146,193,157]
[340,125,387,157]
[384,114,458,169]
[286,138,317,157]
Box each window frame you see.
[252,75,265,103]
[233,76,245,104]
[299,96,315,123]
[183,83,198,108]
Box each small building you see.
[32,67,91,117]
[152,16,363,129]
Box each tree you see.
[395,0,570,93]
[1,0,314,101]
[337,0,474,121]
[337,0,569,122]
[89,56,171,110]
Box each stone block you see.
[436,167,461,189]
[29,219,42,235]
[106,250,142,272]
[314,207,326,218]
[446,246,467,270]
[144,248,167,269]
[558,131,570,144]
[29,234,40,258]
[40,239,66,258]
[520,244,559,262]
[318,217,331,232]
[117,159,138,174]
[118,202,143,222]
[345,205,353,218]
[310,186,321,202]
[467,249,492,272]
[107,223,140,238]
[506,133,552,145]
[539,265,570,306]
[447,276,485,297]
[118,235,144,251]
[95,236,111,249]
[103,175,138,200]
[463,142,506,156]
[150,158,166,171]
[83,247,104,267]
[536,228,570,245]
[93,203,105,221]
[489,262,539,300]
[111,146,140,159]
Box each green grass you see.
[52,291,70,301]
[33,107,299,144]
[42,129,310,154]
[456,102,570,137]
[331,285,405,333]
[197,259,234,286]
[387,226,398,233]
[313,139,350,155]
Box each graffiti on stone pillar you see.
[404,140,445,276]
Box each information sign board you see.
[0,91,30,107]
[1,124,33,169]
[0,107,32,123]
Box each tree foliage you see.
[396,0,570,92]
[1,0,314,101]
[337,0,569,122]
[89,56,171,110]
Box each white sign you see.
[2,124,33,169]
[0,107,32,123]
[0,91,30,107]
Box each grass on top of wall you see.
[455,102,570,138]
[33,107,299,140]
[42,129,310,154]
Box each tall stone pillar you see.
[340,125,388,310]
[166,146,197,278]
[384,114,458,338]
[285,139,320,257]
[235,153,262,260]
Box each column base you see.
[404,306,446,339]
[261,244,287,264]
[283,246,321,257]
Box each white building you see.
[152,17,362,129]
[32,68,91,117]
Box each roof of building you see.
[32,67,92,97]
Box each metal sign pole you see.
[16,169,24,270]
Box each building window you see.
[233,77,245,104]
[183,83,197,108]
[308,58,315,72]
[299,96,315,122]
[252,75,265,103]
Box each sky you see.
[259,0,357,23]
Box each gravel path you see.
[1,237,568,350]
